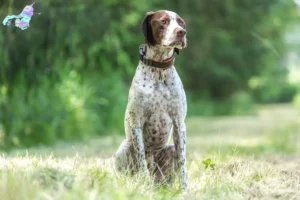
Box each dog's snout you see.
[177,29,186,37]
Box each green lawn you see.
[1,104,299,200]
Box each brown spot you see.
[142,10,170,45]
[176,15,186,29]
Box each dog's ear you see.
[142,11,155,46]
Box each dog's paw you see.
[180,182,189,195]
[140,168,150,178]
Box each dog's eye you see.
[161,20,167,24]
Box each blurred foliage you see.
[155,0,297,102]
[0,0,298,148]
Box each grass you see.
[1,104,300,200]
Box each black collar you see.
[139,44,178,69]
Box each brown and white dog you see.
[114,10,188,192]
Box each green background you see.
[0,0,299,148]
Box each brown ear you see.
[142,11,155,46]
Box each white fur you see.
[161,11,186,49]
[114,10,189,193]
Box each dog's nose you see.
[177,29,186,37]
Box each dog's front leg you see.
[130,124,149,176]
[173,119,188,193]
[125,90,150,177]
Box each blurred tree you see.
[0,0,297,148]
[155,0,297,101]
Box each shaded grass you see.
[1,154,299,200]
[0,104,299,199]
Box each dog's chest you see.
[129,63,185,150]
[132,63,183,113]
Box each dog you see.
[114,10,188,192]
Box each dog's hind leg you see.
[114,139,132,173]
[151,145,176,185]
[114,139,142,175]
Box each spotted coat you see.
[114,10,188,192]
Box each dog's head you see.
[142,10,187,52]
